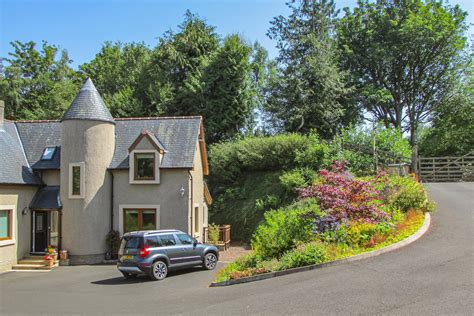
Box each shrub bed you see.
[214,161,433,283]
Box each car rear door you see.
[157,234,182,267]
[118,235,142,264]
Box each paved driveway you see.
[1,182,473,315]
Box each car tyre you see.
[203,252,218,270]
[150,260,168,281]
[122,272,137,279]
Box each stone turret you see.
[60,78,115,264]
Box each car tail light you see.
[139,246,150,258]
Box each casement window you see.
[123,209,157,233]
[69,162,85,199]
[194,206,200,236]
[134,153,155,180]
[129,150,160,184]
[0,209,12,241]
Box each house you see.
[0,78,212,271]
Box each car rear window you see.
[159,234,177,246]
[145,236,162,247]
[120,236,142,251]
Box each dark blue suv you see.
[117,229,219,281]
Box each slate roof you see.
[15,121,62,170]
[62,78,114,124]
[0,121,41,185]
[29,186,62,209]
[111,117,202,169]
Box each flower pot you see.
[44,259,54,267]
[60,250,68,261]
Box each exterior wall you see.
[39,170,60,186]
[0,185,37,272]
[112,169,189,235]
[60,120,115,264]
[190,141,207,241]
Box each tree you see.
[338,0,468,149]
[266,0,356,138]
[419,66,474,156]
[79,42,151,117]
[140,10,220,117]
[0,41,79,120]
[202,35,254,143]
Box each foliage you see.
[0,41,80,120]
[338,0,468,146]
[207,223,220,243]
[79,41,151,117]
[385,176,435,213]
[251,207,320,260]
[106,230,121,257]
[419,66,474,156]
[298,161,388,223]
[279,168,318,194]
[346,221,392,248]
[266,0,357,137]
[214,253,260,282]
[277,242,328,270]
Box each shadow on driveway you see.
[91,266,204,285]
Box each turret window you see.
[69,162,85,199]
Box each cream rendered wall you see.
[60,120,115,264]
[0,185,37,272]
[190,140,206,241]
[112,168,190,235]
[39,170,60,186]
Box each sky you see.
[1,0,473,69]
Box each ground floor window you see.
[123,209,156,233]
[0,209,12,240]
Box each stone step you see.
[12,263,58,271]
[18,259,45,265]
[23,256,46,261]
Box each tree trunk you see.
[409,123,418,173]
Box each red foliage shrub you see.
[297,161,388,223]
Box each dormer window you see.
[41,147,56,161]
[128,129,166,184]
[134,153,155,180]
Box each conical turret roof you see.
[62,78,114,123]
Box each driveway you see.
[1,182,473,315]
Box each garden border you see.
[210,212,431,287]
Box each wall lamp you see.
[180,186,185,197]
[21,207,29,215]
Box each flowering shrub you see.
[277,242,328,270]
[298,161,388,223]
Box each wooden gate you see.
[418,151,474,182]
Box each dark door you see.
[34,211,48,253]
[175,233,201,264]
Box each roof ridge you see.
[115,116,202,121]
[14,119,61,123]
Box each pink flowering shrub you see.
[297,161,388,223]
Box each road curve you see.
[0,183,473,315]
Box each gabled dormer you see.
[128,129,167,184]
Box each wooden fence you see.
[204,225,231,251]
[418,151,474,182]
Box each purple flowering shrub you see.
[297,161,388,224]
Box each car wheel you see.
[150,261,168,281]
[203,253,217,270]
[121,272,137,279]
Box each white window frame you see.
[68,162,85,199]
[193,203,200,238]
[129,149,161,184]
[0,205,16,247]
[118,204,160,236]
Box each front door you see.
[33,211,48,253]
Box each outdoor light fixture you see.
[180,186,185,197]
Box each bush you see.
[214,253,259,282]
[346,221,392,248]
[251,207,317,259]
[207,223,220,243]
[384,175,434,213]
[277,242,328,270]
[279,168,318,194]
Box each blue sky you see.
[1,0,473,69]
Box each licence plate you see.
[121,255,133,260]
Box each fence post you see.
[411,145,418,175]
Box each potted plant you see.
[47,245,58,261]
[44,255,54,267]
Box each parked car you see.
[117,229,219,281]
